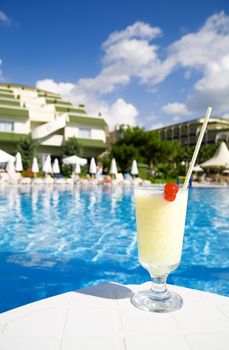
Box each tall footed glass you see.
[131,186,189,313]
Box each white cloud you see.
[103,21,162,48]
[36,79,75,96]
[150,122,164,130]
[103,39,158,67]
[195,55,229,91]
[165,12,229,116]
[36,13,229,130]
[162,102,190,115]
[168,12,229,68]
[0,11,10,24]
[36,21,161,130]
[104,98,138,130]
[77,68,130,95]
[86,21,163,95]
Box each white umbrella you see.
[193,164,204,172]
[74,163,81,174]
[0,149,15,163]
[52,158,60,174]
[15,152,23,172]
[42,155,52,174]
[89,157,97,175]
[63,155,87,166]
[131,160,139,176]
[201,142,229,168]
[32,157,39,174]
[110,158,118,175]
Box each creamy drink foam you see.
[135,187,188,275]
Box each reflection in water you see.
[88,191,96,211]
[32,187,38,211]
[42,187,51,211]
[0,186,137,269]
[0,186,228,312]
[52,189,59,208]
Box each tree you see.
[17,135,37,170]
[142,130,162,166]
[110,126,219,179]
[111,143,140,172]
[62,137,81,157]
[111,127,177,172]
[62,137,82,177]
[197,143,218,163]
[111,127,146,172]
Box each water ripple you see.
[0,186,228,312]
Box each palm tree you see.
[62,137,81,157]
[17,135,37,170]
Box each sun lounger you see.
[115,173,124,182]
[20,177,32,185]
[33,178,44,185]
[0,172,10,185]
[123,179,132,185]
[132,177,143,185]
[65,178,74,185]
[43,176,54,185]
[54,178,66,185]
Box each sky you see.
[1,0,229,130]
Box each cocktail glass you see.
[131,186,189,313]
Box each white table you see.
[0,282,229,350]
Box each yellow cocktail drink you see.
[135,187,188,275]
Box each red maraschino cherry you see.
[164,182,179,202]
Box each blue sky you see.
[1,0,229,130]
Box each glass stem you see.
[150,274,170,300]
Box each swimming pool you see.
[0,185,228,312]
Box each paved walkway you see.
[0,282,229,349]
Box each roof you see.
[77,138,106,149]
[69,115,107,128]
[0,83,60,98]
[0,106,29,119]
[0,132,27,142]
[157,117,229,131]
[201,142,229,168]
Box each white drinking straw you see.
[183,107,212,189]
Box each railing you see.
[31,114,68,140]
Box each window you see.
[79,127,91,138]
[0,121,14,132]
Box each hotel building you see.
[0,83,108,158]
[156,117,229,146]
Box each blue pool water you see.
[0,185,228,313]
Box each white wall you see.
[12,88,37,98]
[65,125,79,138]
[14,119,30,134]
[40,135,63,146]
[91,128,106,142]
[29,110,55,122]
[65,124,106,142]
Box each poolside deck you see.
[0,282,228,349]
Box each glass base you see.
[131,289,183,313]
